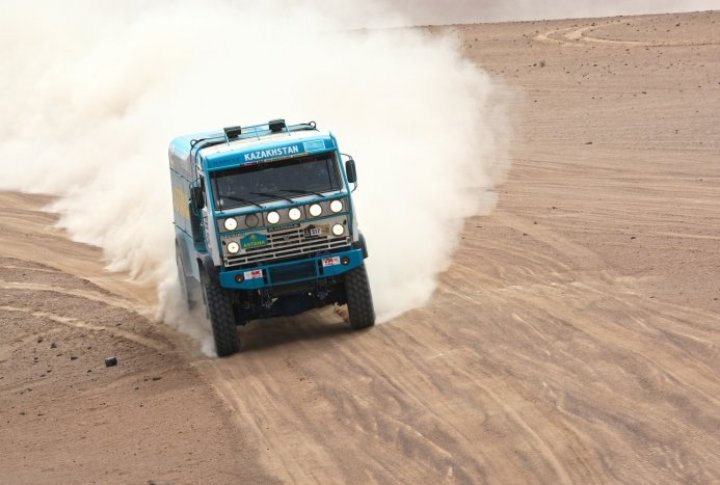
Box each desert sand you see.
[1,10,719,484]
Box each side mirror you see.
[345,159,357,184]
[190,186,205,210]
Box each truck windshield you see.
[212,152,343,211]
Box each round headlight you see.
[332,224,345,236]
[267,211,280,224]
[330,200,343,213]
[227,242,240,254]
[245,213,260,228]
[223,218,238,231]
[288,207,302,221]
[309,203,322,217]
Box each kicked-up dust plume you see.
[0,0,511,351]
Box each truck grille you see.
[225,227,351,268]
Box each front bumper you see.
[218,247,364,290]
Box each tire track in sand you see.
[535,22,719,48]
[0,305,168,351]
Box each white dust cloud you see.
[0,0,511,350]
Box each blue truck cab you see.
[169,119,375,356]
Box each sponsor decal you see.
[172,186,190,219]
[243,144,301,162]
[322,256,341,267]
[240,233,268,249]
[243,269,264,280]
[268,222,300,233]
[303,140,325,152]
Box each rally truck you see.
[169,119,375,356]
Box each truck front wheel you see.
[344,264,376,330]
[200,268,240,357]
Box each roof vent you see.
[223,125,243,140]
[268,119,287,133]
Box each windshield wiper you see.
[250,191,293,203]
[221,195,264,209]
[279,188,327,198]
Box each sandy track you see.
[535,11,720,47]
[2,10,720,484]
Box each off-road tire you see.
[345,264,376,330]
[200,268,240,357]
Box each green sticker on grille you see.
[240,233,267,249]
